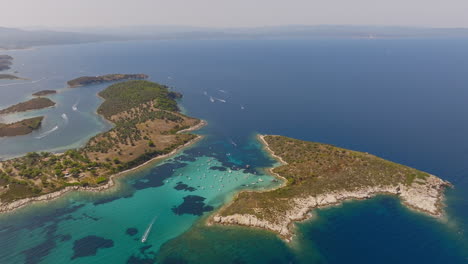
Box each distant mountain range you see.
[0,27,124,50]
[2,25,468,50]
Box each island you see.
[0,74,22,80]
[0,55,25,80]
[0,55,13,71]
[32,90,57,97]
[211,135,451,241]
[0,116,44,137]
[67,74,149,88]
[0,80,204,212]
[0,98,56,114]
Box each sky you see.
[1,0,468,29]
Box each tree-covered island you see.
[32,90,57,97]
[0,80,203,211]
[212,135,451,241]
[0,97,55,137]
[0,74,22,80]
[0,117,44,137]
[0,98,56,115]
[67,74,149,88]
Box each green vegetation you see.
[32,90,57,96]
[0,80,200,204]
[0,98,55,114]
[95,176,108,184]
[0,116,44,137]
[67,74,148,88]
[220,135,432,220]
[97,80,181,118]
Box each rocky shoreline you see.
[0,122,206,214]
[210,135,452,242]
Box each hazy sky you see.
[2,0,468,28]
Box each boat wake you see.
[61,113,69,124]
[0,77,46,87]
[30,78,46,84]
[213,97,226,103]
[35,125,59,139]
[141,216,157,243]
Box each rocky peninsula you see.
[0,116,44,137]
[211,135,451,241]
[0,98,56,114]
[0,80,203,212]
[67,74,148,88]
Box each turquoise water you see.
[0,83,112,158]
[1,39,468,263]
[0,145,279,263]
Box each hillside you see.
[0,80,202,207]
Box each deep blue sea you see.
[0,38,467,263]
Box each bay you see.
[0,38,467,263]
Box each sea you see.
[0,38,467,263]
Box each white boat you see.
[72,99,79,111]
[141,216,157,243]
[230,139,237,147]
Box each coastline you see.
[0,76,28,81]
[0,47,36,52]
[177,119,207,134]
[0,121,206,214]
[209,134,452,242]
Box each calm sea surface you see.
[0,38,467,263]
